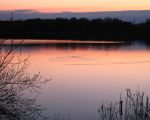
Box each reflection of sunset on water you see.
[16,40,150,120]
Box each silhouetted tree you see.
[0,40,49,120]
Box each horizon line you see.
[0,9,150,13]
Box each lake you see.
[12,40,150,120]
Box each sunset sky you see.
[0,0,150,12]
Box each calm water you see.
[14,40,150,120]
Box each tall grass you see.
[49,114,71,120]
[98,89,150,120]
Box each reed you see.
[49,114,71,120]
[98,89,150,120]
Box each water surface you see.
[14,40,150,120]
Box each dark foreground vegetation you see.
[0,40,49,120]
[0,18,150,41]
[98,89,150,120]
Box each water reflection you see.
[11,40,150,120]
[8,40,150,51]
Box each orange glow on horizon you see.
[0,0,150,12]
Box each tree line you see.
[0,18,150,40]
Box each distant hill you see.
[0,10,150,23]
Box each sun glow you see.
[0,0,150,12]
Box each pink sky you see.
[0,0,150,12]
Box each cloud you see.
[13,9,34,13]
